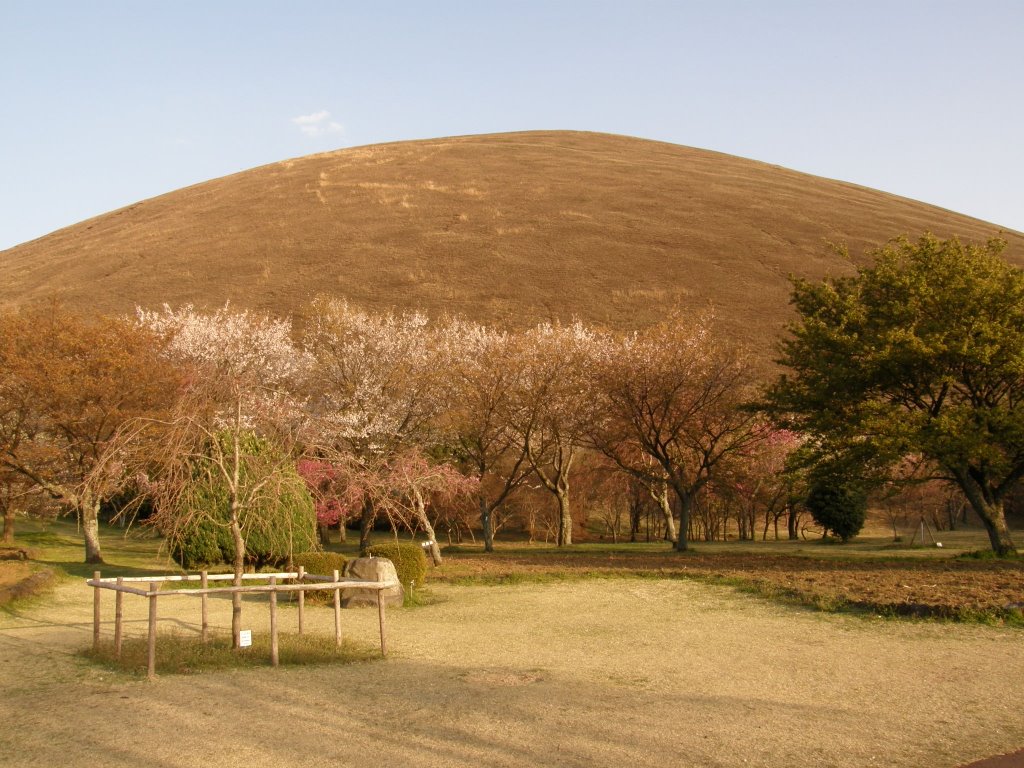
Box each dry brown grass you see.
[1,578,1021,767]
[2,131,1021,353]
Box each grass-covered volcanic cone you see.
[2,131,1020,349]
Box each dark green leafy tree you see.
[765,234,1022,555]
[805,464,867,543]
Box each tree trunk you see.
[953,471,1018,556]
[674,493,692,552]
[229,512,245,649]
[629,494,641,542]
[359,498,374,551]
[649,483,677,543]
[228,423,244,649]
[412,489,442,565]
[2,503,13,544]
[337,520,347,544]
[976,500,1017,556]
[556,489,572,547]
[318,523,331,546]
[82,499,104,564]
[787,506,800,540]
[480,495,494,552]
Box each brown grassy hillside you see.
[1,130,1020,350]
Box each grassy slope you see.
[2,131,1021,352]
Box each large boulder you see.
[341,556,404,608]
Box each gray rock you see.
[341,556,404,608]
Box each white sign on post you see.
[238,629,252,648]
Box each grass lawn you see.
[5,516,1022,623]
[0,516,1022,767]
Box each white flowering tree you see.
[506,321,603,547]
[441,321,534,552]
[305,298,472,559]
[136,304,309,647]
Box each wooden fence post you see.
[147,581,158,680]
[296,566,305,636]
[269,576,279,667]
[332,569,342,648]
[377,588,387,658]
[200,570,209,643]
[92,570,101,652]
[114,577,124,659]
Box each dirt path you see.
[1,578,1021,767]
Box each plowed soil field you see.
[434,550,1024,620]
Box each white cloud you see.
[291,110,344,138]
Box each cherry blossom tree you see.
[440,321,534,552]
[135,304,309,646]
[305,298,471,552]
[719,426,802,540]
[506,321,602,547]
[297,459,359,544]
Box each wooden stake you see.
[200,571,209,643]
[296,565,305,636]
[269,576,279,667]
[92,570,101,652]
[377,588,387,658]
[147,581,158,680]
[332,569,342,648]
[114,577,124,659]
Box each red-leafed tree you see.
[0,305,181,563]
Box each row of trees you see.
[0,234,1019,573]
[0,298,799,563]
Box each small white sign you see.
[239,629,252,648]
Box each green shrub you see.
[292,551,349,603]
[293,551,348,577]
[363,542,428,590]
[169,432,319,570]
[170,516,227,570]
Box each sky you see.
[2,1,1022,250]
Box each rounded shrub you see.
[363,542,428,590]
[292,551,349,603]
[292,551,348,578]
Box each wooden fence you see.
[86,568,398,679]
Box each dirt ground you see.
[1,578,1021,768]
[435,551,1024,619]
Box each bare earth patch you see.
[0,578,1021,767]
[435,551,1024,620]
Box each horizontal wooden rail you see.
[86,578,397,597]
[89,572,300,585]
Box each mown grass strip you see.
[82,631,380,677]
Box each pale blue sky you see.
[2,1,1022,250]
